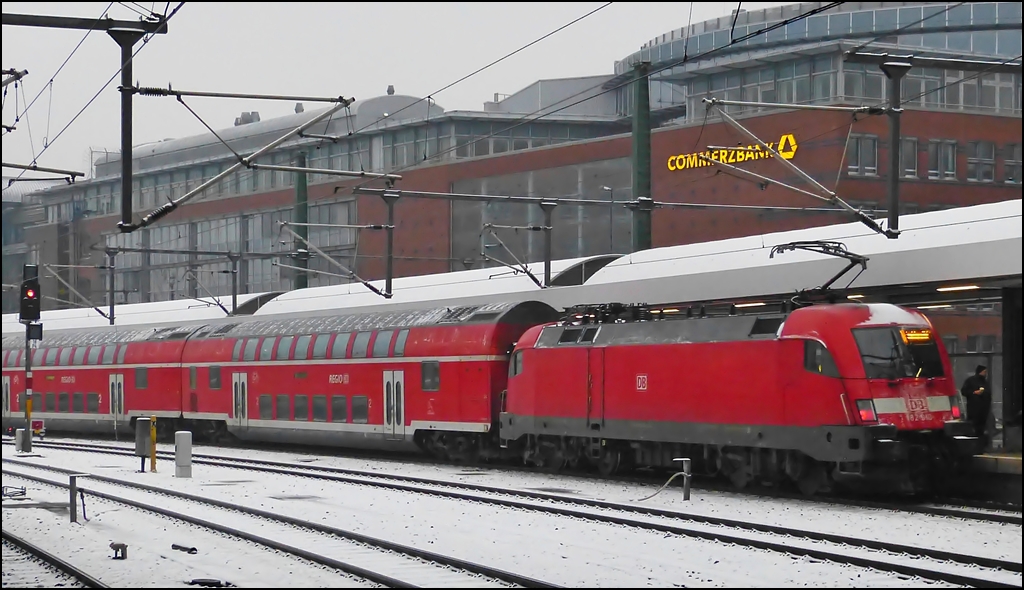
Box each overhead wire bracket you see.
[480,223,545,289]
[278,223,390,299]
[703,98,898,239]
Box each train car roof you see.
[1,292,275,336]
[1,300,557,350]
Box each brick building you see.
[4,1,1021,313]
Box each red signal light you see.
[25,289,37,299]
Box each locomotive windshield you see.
[852,327,945,380]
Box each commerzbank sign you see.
[667,133,799,171]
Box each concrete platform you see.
[970,452,1023,476]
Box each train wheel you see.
[596,447,621,477]
[797,461,826,496]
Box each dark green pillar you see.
[294,151,309,289]
[631,61,653,253]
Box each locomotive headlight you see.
[949,396,962,419]
[856,399,877,423]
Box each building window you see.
[967,141,995,182]
[900,138,918,178]
[942,335,959,354]
[847,135,878,176]
[966,335,997,353]
[928,140,957,180]
[1006,144,1022,184]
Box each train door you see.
[108,373,126,427]
[587,348,605,430]
[383,370,406,440]
[2,375,10,420]
[231,372,249,429]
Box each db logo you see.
[907,397,927,412]
[636,374,648,391]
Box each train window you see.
[87,346,101,365]
[102,346,117,365]
[422,361,441,391]
[1,350,7,366]
[331,334,351,359]
[276,394,290,420]
[331,395,348,422]
[351,395,369,424]
[509,351,524,377]
[294,395,309,421]
[312,335,331,360]
[58,392,69,412]
[351,332,371,359]
[579,327,599,343]
[804,341,840,378]
[275,336,294,360]
[72,392,84,413]
[73,347,86,365]
[312,395,328,422]
[259,395,273,420]
[394,330,410,357]
[117,345,127,364]
[259,338,275,362]
[136,367,148,389]
[58,348,72,366]
[47,348,61,366]
[45,393,56,412]
[32,349,44,366]
[243,339,258,362]
[189,367,198,390]
[209,366,222,389]
[232,339,244,362]
[559,328,584,344]
[32,393,41,412]
[293,335,312,360]
[87,393,99,413]
[372,331,394,358]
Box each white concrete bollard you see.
[15,428,26,452]
[175,431,192,478]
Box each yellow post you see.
[149,415,157,472]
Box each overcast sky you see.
[2,2,789,178]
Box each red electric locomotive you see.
[498,302,980,493]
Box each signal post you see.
[19,264,42,452]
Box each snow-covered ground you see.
[3,439,1020,588]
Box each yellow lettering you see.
[667,134,798,171]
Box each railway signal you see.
[19,265,41,323]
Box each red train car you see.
[2,301,557,459]
[498,302,980,493]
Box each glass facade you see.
[620,2,1022,120]
[618,2,1022,75]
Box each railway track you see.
[2,528,106,588]
[1,463,559,589]
[5,444,1021,589]
[11,438,1022,525]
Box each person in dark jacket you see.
[961,365,991,445]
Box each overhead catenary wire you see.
[4,2,186,188]
[347,2,615,137]
[350,1,845,192]
[2,2,116,140]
